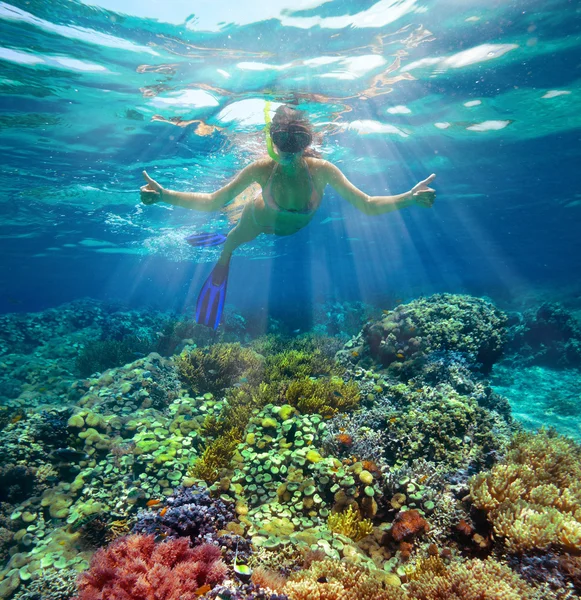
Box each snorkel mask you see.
[264,101,312,163]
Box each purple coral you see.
[132,486,235,544]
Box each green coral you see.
[382,381,512,470]
[76,337,151,377]
[176,343,264,396]
[251,334,343,360]
[188,427,242,483]
[264,349,341,382]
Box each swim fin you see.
[186,232,227,247]
[195,260,230,330]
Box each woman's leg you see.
[216,202,264,267]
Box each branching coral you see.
[176,343,264,396]
[282,559,404,600]
[74,535,227,600]
[405,557,543,599]
[328,505,373,542]
[470,429,581,553]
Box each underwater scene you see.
[1,0,581,598]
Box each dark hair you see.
[270,105,313,154]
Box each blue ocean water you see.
[1,1,581,598]
[1,0,579,315]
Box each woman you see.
[141,105,436,329]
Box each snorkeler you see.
[140,105,436,329]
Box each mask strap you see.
[264,101,281,163]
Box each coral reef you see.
[505,302,581,368]
[341,294,508,375]
[0,295,576,600]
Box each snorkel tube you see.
[264,101,281,163]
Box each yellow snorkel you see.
[264,101,281,163]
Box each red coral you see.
[74,535,226,600]
[391,509,429,542]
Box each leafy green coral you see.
[285,377,360,417]
[188,427,242,483]
[264,348,341,382]
[470,428,581,553]
[176,343,264,396]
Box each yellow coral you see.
[406,558,541,600]
[283,559,405,600]
[328,505,373,542]
[470,429,581,552]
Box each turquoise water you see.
[1,1,581,599]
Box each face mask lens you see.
[272,129,311,152]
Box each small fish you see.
[292,328,301,334]
[133,352,145,357]
[159,506,168,517]
[146,499,162,507]
[233,538,253,579]
[50,448,89,462]
[195,585,212,596]
[208,369,218,375]
[239,377,248,383]
[389,417,397,424]
[333,390,343,398]
[351,351,359,358]
[382,309,390,315]
[396,353,405,359]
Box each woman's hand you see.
[140,171,164,205]
[411,173,436,208]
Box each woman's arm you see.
[141,163,260,211]
[322,162,435,216]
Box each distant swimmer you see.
[141,104,436,329]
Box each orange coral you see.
[391,510,429,542]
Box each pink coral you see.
[74,534,226,600]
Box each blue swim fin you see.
[195,260,230,330]
[186,232,227,247]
